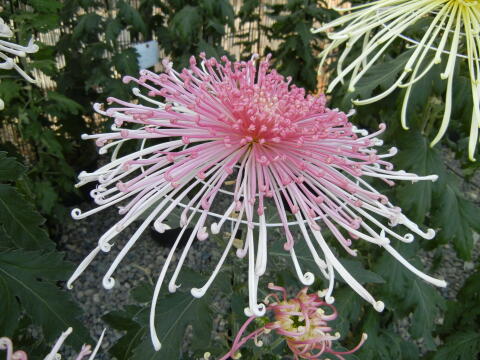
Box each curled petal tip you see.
[71,208,82,219]
[191,288,205,298]
[425,228,436,239]
[251,304,266,317]
[154,221,171,233]
[102,277,115,289]
[374,301,385,312]
[301,272,315,286]
[244,307,253,317]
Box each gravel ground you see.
[58,202,223,358]
[57,157,480,359]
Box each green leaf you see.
[0,228,16,252]
[46,91,84,115]
[33,181,58,215]
[218,0,235,25]
[432,332,480,360]
[295,22,312,46]
[118,0,148,35]
[170,6,202,41]
[0,250,90,347]
[332,287,363,336]
[338,258,385,285]
[350,49,414,100]
[375,244,444,350]
[0,152,26,182]
[405,279,445,350]
[106,271,214,359]
[72,13,102,39]
[130,282,155,303]
[105,18,123,42]
[270,233,383,287]
[439,270,480,340]
[374,245,413,298]
[0,273,21,335]
[30,0,62,13]
[112,48,140,76]
[103,305,146,360]
[359,310,419,359]
[394,131,445,223]
[434,174,480,260]
[0,81,22,105]
[0,184,54,250]
[131,291,213,359]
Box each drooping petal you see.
[313,0,480,160]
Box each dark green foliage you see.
[0,184,54,251]
[0,152,53,251]
[0,250,89,347]
[1,2,85,224]
[102,305,146,359]
[431,332,480,360]
[0,152,90,350]
[151,0,234,68]
[104,273,215,360]
[428,270,480,359]
[0,152,25,182]
[262,0,336,91]
[433,175,480,260]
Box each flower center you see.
[289,315,306,328]
[212,60,328,148]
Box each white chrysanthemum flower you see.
[0,17,38,110]
[313,0,480,160]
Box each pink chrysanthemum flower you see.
[219,283,367,360]
[0,328,105,360]
[0,17,38,110]
[69,54,446,350]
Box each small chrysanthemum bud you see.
[219,284,367,360]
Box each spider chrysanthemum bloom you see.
[219,283,367,360]
[313,0,480,160]
[0,17,38,110]
[0,328,105,360]
[70,54,446,350]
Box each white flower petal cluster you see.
[314,0,480,160]
[0,17,38,110]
